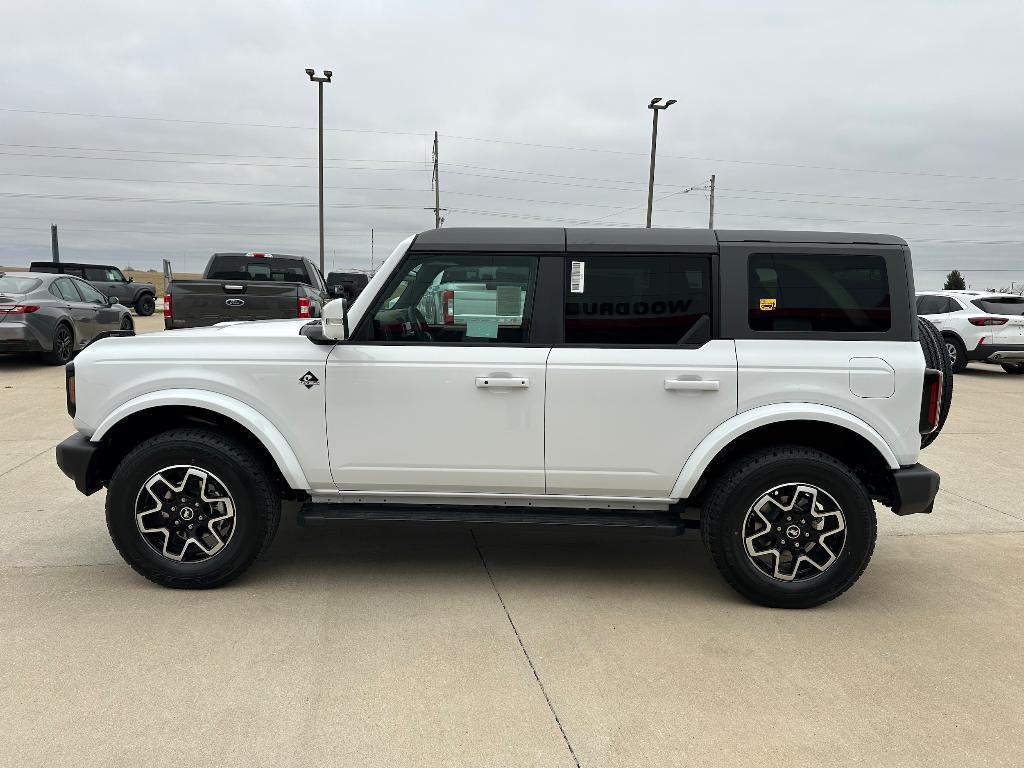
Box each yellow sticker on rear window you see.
[759,298,777,311]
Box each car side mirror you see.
[322,298,349,340]
[127,277,134,283]
[108,296,119,306]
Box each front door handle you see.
[476,377,529,388]
[664,378,719,392]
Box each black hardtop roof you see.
[29,261,122,269]
[409,227,907,252]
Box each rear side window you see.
[206,255,312,285]
[563,255,712,345]
[917,295,953,315]
[971,297,1024,316]
[749,254,890,333]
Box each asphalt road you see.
[2,317,1022,767]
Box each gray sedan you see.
[0,272,134,365]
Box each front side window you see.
[74,279,107,305]
[563,255,712,345]
[361,254,537,343]
[749,254,890,333]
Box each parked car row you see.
[916,290,1024,374]
[29,262,157,316]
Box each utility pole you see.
[50,224,60,263]
[432,131,441,228]
[645,98,676,228]
[708,174,716,229]
[305,68,333,275]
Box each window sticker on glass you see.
[570,261,585,293]
[759,298,777,311]
[466,317,499,339]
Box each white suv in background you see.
[916,291,1024,374]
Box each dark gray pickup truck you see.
[164,252,330,330]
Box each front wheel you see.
[701,446,877,608]
[134,293,156,316]
[1001,362,1024,375]
[106,428,281,588]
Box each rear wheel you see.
[701,446,876,609]
[943,335,968,373]
[1001,362,1024,375]
[106,428,281,588]
[42,322,74,365]
[134,293,155,316]
[120,315,134,331]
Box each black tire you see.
[134,293,156,316]
[41,322,75,365]
[105,428,280,589]
[943,334,968,374]
[701,446,876,609]
[120,315,134,332]
[918,318,953,449]
[1001,362,1024,375]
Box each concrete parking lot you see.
[2,319,1022,767]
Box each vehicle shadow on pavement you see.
[0,353,49,370]
[250,510,735,600]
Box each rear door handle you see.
[476,377,529,388]
[664,378,719,392]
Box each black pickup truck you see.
[164,252,331,330]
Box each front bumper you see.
[890,463,940,516]
[55,434,106,496]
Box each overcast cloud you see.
[1,0,1022,288]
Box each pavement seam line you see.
[939,487,1024,523]
[470,529,582,768]
[0,444,57,478]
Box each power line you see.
[0,149,427,171]
[0,107,427,136]
[5,106,1020,183]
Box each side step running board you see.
[298,502,687,535]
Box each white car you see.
[56,228,948,608]
[916,290,1024,373]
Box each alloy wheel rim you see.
[742,483,847,582]
[121,317,132,330]
[946,342,957,364]
[56,328,72,360]
[134,465,237,563]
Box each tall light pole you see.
[305,68,332,274]
[645,97,676,228]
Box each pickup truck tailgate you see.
[171,281,300,327]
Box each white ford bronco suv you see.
[56,228,949,608]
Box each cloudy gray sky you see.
[1,0,1022,288]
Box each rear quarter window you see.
[749,254,891,333]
